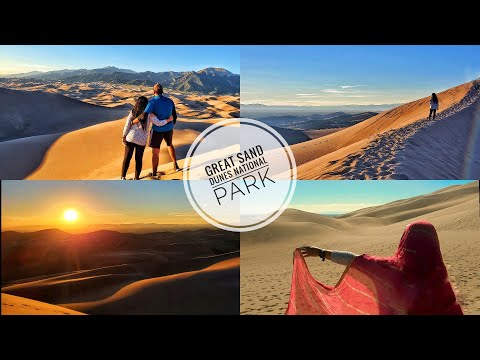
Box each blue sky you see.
[290,180,475,214]
[1,181,201,227]
[241,45,480,106]
[0,45,240,74]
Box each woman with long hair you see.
[429,93,439,120]
[121,96,173,180]
[287,220,463,315]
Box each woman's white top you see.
[122,111,168,146]
[430,99,439,110]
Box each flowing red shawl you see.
[285,220,463,315]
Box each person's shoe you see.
[174,167,182,173]
[121,177,126,180]
[147,172,159,179]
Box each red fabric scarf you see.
[285,220,463,315]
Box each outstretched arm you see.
[299,246,358,266]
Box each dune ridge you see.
[2,228,239,315]
[290,81,477,179]
[61,257,239,315]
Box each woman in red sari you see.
[286,220,463,315]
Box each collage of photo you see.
[1,45,479,315]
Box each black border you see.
[1,9,478,45]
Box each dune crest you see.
[2,228,239,315]
[291,81,477,179]
[60,257,240,315]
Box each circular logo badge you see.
[183,118,297,232]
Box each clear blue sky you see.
[0,45,240,74]
[241,45,480,106]
[290,180,475,214]
[1,181,201,227]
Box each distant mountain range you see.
[241,103,399,117]
[3,66,240,95]
[253,112,379,130]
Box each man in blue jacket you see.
[136,83,180,178]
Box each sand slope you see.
[394,83,480,179]
[0,88,127,141]
[241,181,480,314]
[2,228,239,315]
[2,293,85,315]
[0,133,61,179]
[290,81,475,179]
[0,85,239,179]
[62,257,239,315]
[24,117,217,180]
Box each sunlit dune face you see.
[64,209,78,222]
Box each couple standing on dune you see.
[121,83,181,180]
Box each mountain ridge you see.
[2,67,239,95]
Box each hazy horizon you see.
[0,45,240,74]
[2,222,214,233]
[2,181,475,230]
[289,180,474,215]
[1,181,207,231]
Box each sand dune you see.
[0,85,239,179]
[241,181,480,314]
[2,228,239,314]
[0,133,61,179]
[2,256,239,315]
[1,80,240,116]
[22,117,219,180]
[0,88,127,141]
[61,257,239,315]
[2,293,85,315]
[288,81,477,179]
[20,115,312,180]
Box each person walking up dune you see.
[121,96,173,180]
[428,93,439,120]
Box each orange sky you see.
[2,181,206,231]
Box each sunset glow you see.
[63,209,78,222]
[1,181,206,232]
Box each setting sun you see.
[64,209,78,222]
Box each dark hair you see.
[431,93,438,103]
[154,83,163,95]
[131,96,149,131]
